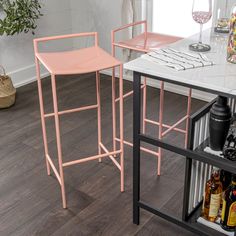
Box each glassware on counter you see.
[215,0,230,33]
[189,0,212,52]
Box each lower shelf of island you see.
[185,139,236,235]
[186,203,235,236]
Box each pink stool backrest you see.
[111,20,148,48]
[34,32,98,53]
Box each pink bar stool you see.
[33,32,124,208]
[111,20,192,176]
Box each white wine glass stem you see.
[199,23,203,44]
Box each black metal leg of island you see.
[132,71,236,236]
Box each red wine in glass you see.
[189,0,212,52]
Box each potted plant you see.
[0,0,43,108]
[0,0,43,35]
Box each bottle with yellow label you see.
[221,174,236,231]
[202,167,223,222]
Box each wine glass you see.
[189,0,212,52]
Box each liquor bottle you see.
[202,167,223,222]
[221,170,232,191]
[221,174,236,231]
[219,170,231,217]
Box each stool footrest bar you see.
[145,118,186,134]
[44,104,98,118]
[62,150,122,167]
[100,142,121,170]
[46,154,62,185]
[115,138,159,156]
[115,84,145,103]
[162,115,188,137]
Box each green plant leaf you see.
[0,0,43,36]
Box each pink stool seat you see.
[36,46,121,75]
[116,32,182,52]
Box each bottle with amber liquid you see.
[202,167,223,222]
[221,174,236,231]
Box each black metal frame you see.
[132,71,236,236]
[182,99,216,222]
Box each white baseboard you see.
[9,64,49,88]
[101,69,216,102]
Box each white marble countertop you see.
[124,29,236,98]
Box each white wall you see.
[153,0,215,38]
[0,0,72,87]
[70,0,123,55]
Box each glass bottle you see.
[221,174,236,231]
[221,170,232,191]
[214,0,230,33]
[219,170,232,217]
[227,4,236,63]
[202,167,223,222]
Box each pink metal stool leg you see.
[35,57,51,176]
[142,77,147,134]
[96,71,102,162]
[111,39,117,155]
[51,74,67,209]
[185,89,192,148]
[119,65,124,192]
[112,68,117,154]
[158,81,165,176]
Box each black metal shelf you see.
[187,203,232,236]
[140,134,236,175]
[194,139,236,174]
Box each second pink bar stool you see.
[34,32,124,208]
[111,20,192,176]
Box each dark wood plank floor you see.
[0,74,206,236]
